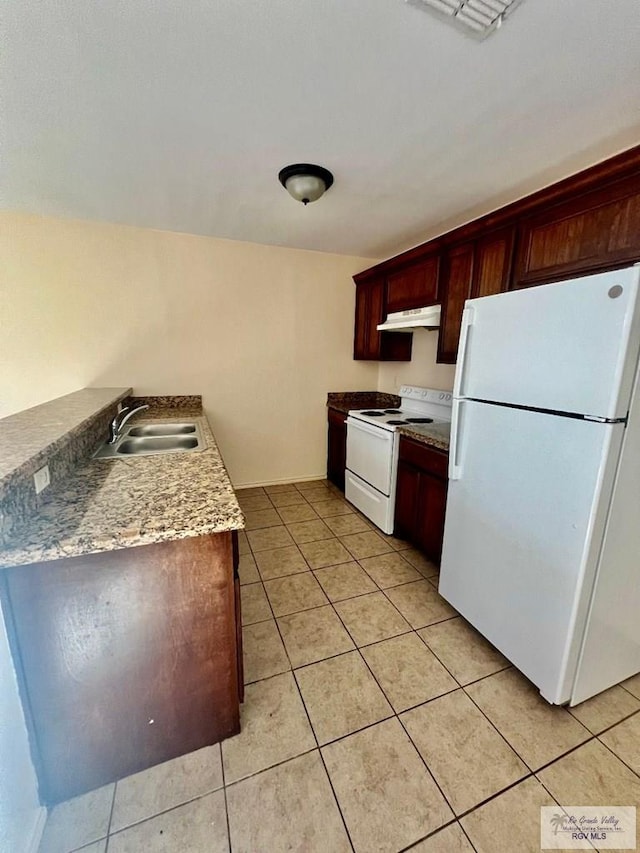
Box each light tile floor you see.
[39,479,640,853]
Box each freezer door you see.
[455,266,640,420]
[440,399,623,704]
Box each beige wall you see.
[0,212,378,485]
[377,332,456,396]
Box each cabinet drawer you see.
[399,437,448,479]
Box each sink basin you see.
[117,435,198,454]
[93,420,205,459]
[127,423,196,437]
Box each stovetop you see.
[348,386,452,432]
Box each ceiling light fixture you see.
[278,164,334,206]
[406,0,525,39]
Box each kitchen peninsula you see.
[0,389,245,804]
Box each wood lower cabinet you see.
[386,254,440,312]
[327,408,347,490]
[1,532,242,804]
[394,437,448,563]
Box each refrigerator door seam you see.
[460,396,628,424]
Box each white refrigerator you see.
[439,265,640,705]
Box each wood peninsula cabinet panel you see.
[327,408,347,491]
[353,276,412,361]
[394,437,448,563]
[386,255,440,312]
[514,176,640,287]
[2,533,241,804]
[437,242,475,364]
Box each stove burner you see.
[387,419,409,425]
[384,409,401,414]
[361,410,384,416]
[406,417,434,424]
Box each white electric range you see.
[345,385,453,533]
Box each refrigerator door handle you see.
[449,398,465,480]
[453,305,474,399]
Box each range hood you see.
[377,304,441,332]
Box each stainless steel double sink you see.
[93,421,205,459]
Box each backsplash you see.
[0,389,130,549]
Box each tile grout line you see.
[245,523,462,849]
[103,778,230,845]
[460,671,593,777]
[290,673,358,852]
[239,483,638,847]
[103,780,117,850]
[534,778,600,852]
[397,817,479,853]
[320,586,461,844]
[594,724,640,781]
[219,742,233,852]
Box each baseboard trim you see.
[25,805,47,853]
[233,474,328,489]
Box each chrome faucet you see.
[108,404,150,444]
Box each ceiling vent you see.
[406,0,525,39]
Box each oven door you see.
[346,417,395,496]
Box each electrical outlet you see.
[34,465,50,495]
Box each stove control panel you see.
[399,385,453,405]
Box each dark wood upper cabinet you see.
[386,254,440,313]
[353,275,412,361]
[352,145,640,365]
[472,226,515,299]
[514,175,640,287]
[437,242,475,364]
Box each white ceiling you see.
[2,0,640,258]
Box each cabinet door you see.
[437,242,475,364]
[353,280,373,359]
[386,255,440,312]
[3,535,240,803]
[417,473,448,563]
[514,176,640,287]
[394,437,448,562]
[394,459,420,540]
[353,277,412,362]
[365,277,386,358]
[327,408,347,491]
[472,227,515,299]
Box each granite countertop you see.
[397,421,450,452]
[1,409,244,569]
[327,390,449,452]
[327,391,401,415]
[0,387,131,491]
